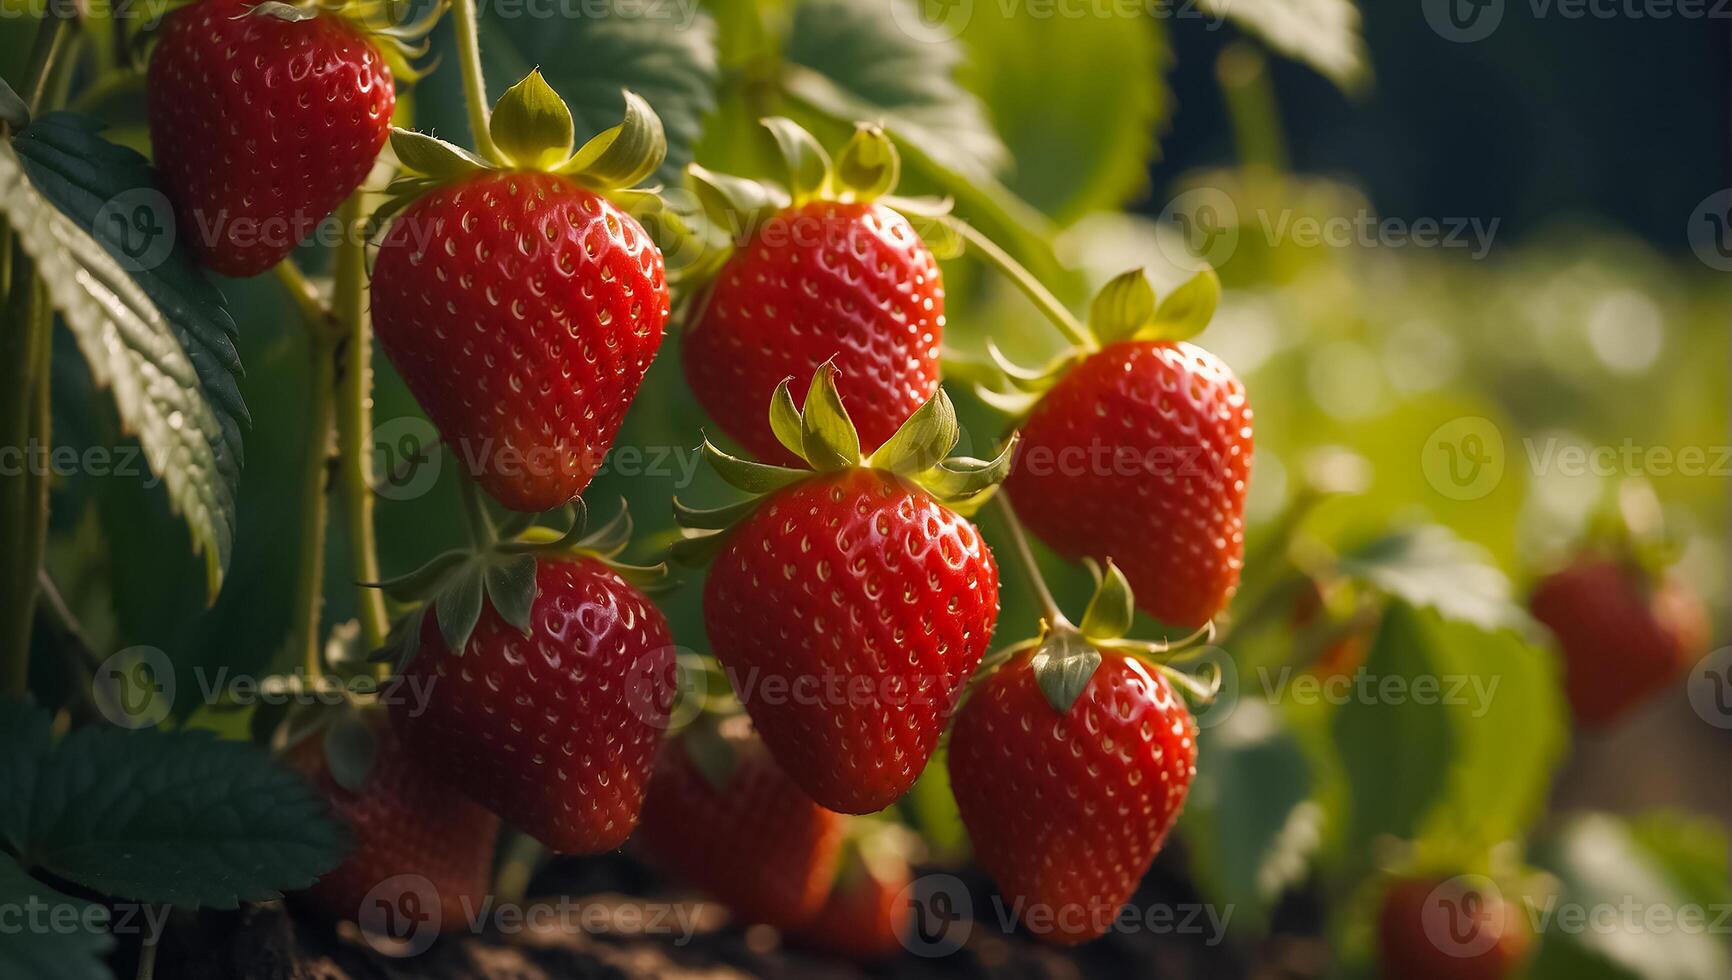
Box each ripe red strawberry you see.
[390,555,675,853]
[372,169,669,512]
[1530,555,1708,728]
[704,467,998,813]
[789,836,913,960]
[148,0,394,277]
[1006,338,1252,628]
[683,199,943,465]
[1377,876,1531,980]
[948,650,1198,945]
[636,728,846,929]
[288,721,498,931]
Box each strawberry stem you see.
[990,492,1066,627]
[457,473,498,547]
[290,333,338,682]
[946,216,1092,350]
[0,252,49,697]
[449,0,501,163]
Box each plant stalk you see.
[948,217,1092,349]
[291,335,338,680]
[20,0,79,115]
[0,262,49,698]
[990,491,1066,627]
[330,195,390,650]
[450,0,499,161]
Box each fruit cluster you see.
[142,0,1255,954]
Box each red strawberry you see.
[289,720,498,931]
[683,199,943,465]
[1006,338,1252,628]
[789,833,913,960]
[948,650,1198,945]
[636,728,846,929]
[1377,876,1531,980]
[1530,555,1708,728]
[390,555,675,853]
[148,0,394,277]
[372,169,669,512]
[704,468,999,813]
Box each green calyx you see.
[370,493,668,670]
[244,0,447,84]
[977,264,1223,419]
[377,71,667,223]
[671,360,1018,565]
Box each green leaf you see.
[1089,268,1155,345]
[768,378,807,461]
[831,123,900,200]
[491,69,576,169]
[1029,630,1101,713]
[917,435,1017,501]
[427,0,718,187]
[433,563,487,655]
[561,89,668,190]
[0,854,113,980]
[760,116,831,203]
[483,553,539,634]
[781,0,1006,182]
[687,163,788,235]
[0,701,52,855]
[1148,265,1221,342]
[1199,0,1369,93]
[24,727,347,907]
[800,361,863,470]
[1338,525,1531,633]
[868,386,959,475]
[1078,561,1134,642]
[672,495,760,532]
[701,438,810,495]
[12,113,246,597]
[390,127,488,179]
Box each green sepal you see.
[1144,265,1220,342]
[483,553,538,635]
[831,123,899,202]
[915,434,1019,503]
[761,116,831,204]
[768,378,807,460]
[701,438,809,495]
[986,340,1079,394]
[1090,268,1156,345]
[246,1,320,22]
[432,562,487,655]
[391,128,487,180]
[687,164,788,240]
[800,360,863,471]
[669,528,734,568]
[0,79,28,130]
[867,386,960,476]
[1029,628,1102,714]
[672,496,761,532]
[372,549,470,602]
[1077,560,1134,642]
[494,500,672,590]
[911,210,965,259]
[560,90,667,191]
[321,707,378,794]
[974,384,1043,418]
[490,69,575,170]
[684,726,738,789]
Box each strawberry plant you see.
[0,0,1722,978]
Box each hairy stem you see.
[291,336,337,680]
[450,0,499,162]
[948,217,1092,349]
[330,195,390,650]
[990,492,1065,627]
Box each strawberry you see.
[1377,876,1531,980]
[789,825,914,960]
[1530,554,1708,728]
[680,120,944,464]
[372,74,671,512]
[635,724,846,930]
[384,503,675,854]
[988,267,1250,628]
[288,718,498,932]
[148,0,400,277]
[946,562,1205,945]
[675,364,1010,814]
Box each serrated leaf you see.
[1078,561,1134,641]
[433,564,486,655]
[24,727,346,907]
[800,361,862,470]
[1090,268,1155,344]
[1148,265,1220,342]
[390,127,487,179]
[491,69,576,169]
[1029,630,1101,713]
[0,701,52,855]
[484,553,539,634]
[869,386,959,476]
[562,89,667,190]
[1199,0,1369,93]
[12,113,246,597]
[1338,525,1530,633]
[0,855,113,980]
[322,710,378,794]
[782,0,1006,183]
[760,116,831,203]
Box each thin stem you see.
[330,195,390,650]
[990,492,1065,626]
[0,264,48,697]
[449,0,499,162]
[20,2,78,115]
[948,216,1092,349]
[271,259,334,339]
[458,473,496,547]
[492,831,544,906]
[135,919,161,980]
[291,336,338,680]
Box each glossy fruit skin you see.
[704,469,999,814]
[948,651,1198,945]
[1006,339,1252,628]
[1376,877,1531,980]
[636,731,846,929]
[789,856,912,960]
[148,0,393,277]
[683,200,943,465]
[373,170,669,512]
[1530,556,1708,728]
[289,722,498,931]
[390,557,675,853]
